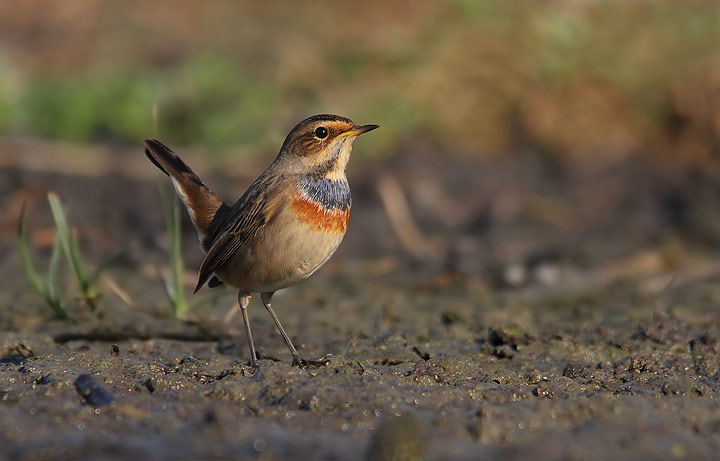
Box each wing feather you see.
[193,170,286,293]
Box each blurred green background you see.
[1,0,718,163]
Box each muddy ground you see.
[2,140,720,460]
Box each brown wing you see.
[193,170,286,293]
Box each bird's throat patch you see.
[297,177,351,210]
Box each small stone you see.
[562,363,588,379]
[533,383,553,398]
[74,374,115,407]
[492,345,516,360]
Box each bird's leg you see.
[260,292,301,364]
[238,291,258,369]
[261,292,330,368]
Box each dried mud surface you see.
[2,144,720,460]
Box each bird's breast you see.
[215,176,350,292]
[290,177,351,234]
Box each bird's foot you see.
[292,354,332,368]
[245,356,260,372]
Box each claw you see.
[292,354,332,368]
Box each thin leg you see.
[261,292,330,368]
[238,291,258,369]
[260,292,301,363]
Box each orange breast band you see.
[291,192,350,234]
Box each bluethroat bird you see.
[145,114,378,368]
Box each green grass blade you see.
[157,184,177,303]
[47,233,63,302]
[158,182,189,319]
[170,194,189,319]
[158,184,173,248]
[17,204,70,319]
[17,205,48,297]
[46,234,70,318]
[48,192,85,281]
[48,192,96,301]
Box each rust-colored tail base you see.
[144,139,225,248]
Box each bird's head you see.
[277,114,378,179]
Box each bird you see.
[144,114,378,368]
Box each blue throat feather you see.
[298,176,351,210]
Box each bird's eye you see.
[314,127,329,139]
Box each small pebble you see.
[74,374,115,407]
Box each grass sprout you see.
[18,192,118,318]
[17,204,70,319]
[158,182,189,320]
[47,192,103,310]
